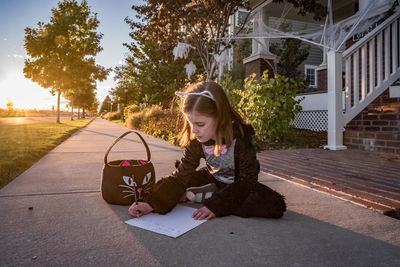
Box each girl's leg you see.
[203,180,286,218]
[145,168,217,214]
[184,168,220,203]
[234,182,286,218]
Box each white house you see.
[233,0,400,154]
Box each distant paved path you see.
[0,116,71,125]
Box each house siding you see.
[268,17,323,80]
[301,47,323,70]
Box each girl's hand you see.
[192,206,215,220]
[128,202,154,217]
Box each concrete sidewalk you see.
[1,118,399,266]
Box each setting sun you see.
[0,0,132,111]
[0,70,69,110]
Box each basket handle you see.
[104,131,151,165]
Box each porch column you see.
[243,7,278,78]
[324,50,347,150]
[251,14,259,55]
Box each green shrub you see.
[103,111,122,121]
[127,110,145,128]
[235,71,303,142]
[124,104,141,120]
[126,105,183,145]
[219,74,243,108]
[143,105,164,119]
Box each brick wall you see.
[317,68,327,91]
[344,89,400,154]
[317,67,346,93]
[244,58,275,78]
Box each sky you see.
[0,0,138,110]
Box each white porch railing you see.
[342,10,400,125]
[293,10,400,146]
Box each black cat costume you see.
[144,124,286,219]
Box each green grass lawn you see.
[0,118,94,189]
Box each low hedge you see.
[102,111,122,121]
[126,105,183,145]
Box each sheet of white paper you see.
[125,204,207,238]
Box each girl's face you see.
[185,111,217,143]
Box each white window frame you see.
[234,8,250,28]
[304,64,318,88]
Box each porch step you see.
[389,85,400,98]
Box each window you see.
[305,65,318,88]
[233,9,251,29]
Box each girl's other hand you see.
[128,202,154,217]
[192,206,215,220]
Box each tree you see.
[88,99,99,115]
[270,22,310,82]
[24,0,107,123]
[6,100,14,111]
[73,89,97,118]
[273,0,326,21]
[112,40,197,107]
[99,95,111,115]
[231,38,252,81]
[64,56,107,118]
[64,82,97,119]
[118,6,203,107]
[129,1,248,80]
[129,0,326,80]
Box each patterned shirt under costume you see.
[202,139,236,184]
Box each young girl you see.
[128,81,286,220]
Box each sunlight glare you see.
[0,72,68,110]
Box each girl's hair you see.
[178,81,245,156]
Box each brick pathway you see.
[257,148,400,214]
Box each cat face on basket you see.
[119,172,152,200]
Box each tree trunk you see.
[57,90,60,123]
[82,108,86,118]
[78,108,80,119]
[70,100,74,121]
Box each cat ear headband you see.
[175,90,216,102]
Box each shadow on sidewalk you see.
[108,202,400,266]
